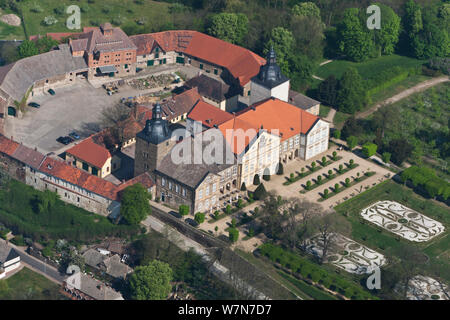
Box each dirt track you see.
[356,76,449,119]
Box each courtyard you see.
[259,145,392,209]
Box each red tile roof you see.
[117,172,155,193]
[39,157,119,200]
[187,101,234,128]
[184,32,265,86]
[130,30,265,86]
[66,137,112,169]
[219,98,319,154]
[0,135,19,156]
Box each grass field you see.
[0,179,138,243]
[17,0,171,37]
[0,267,66,300]
[335,180,450,283]
[315,55,426,80]
[0,20,26,40]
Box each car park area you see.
[4,79,151,154]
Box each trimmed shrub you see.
[253,174,260,186]
[362,142,377,158]
[277,163,284,175]
[228,228,239,243]
[194,212,205,224]
[240,182,247,191]
[382,152,391,164]
[253,183,267,200]
[333,130,341,140]
[179,204,190,216]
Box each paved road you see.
[1,239,66,284]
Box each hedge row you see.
[366,66,421,97]
[259,243,376,300]
[401,166,450,200]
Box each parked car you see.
[69,131,80,140]
[56,136,73,145]
[28,102,40,108]
[185,218,199,228]
[48,89,56,95]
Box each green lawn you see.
[0,267,66,300]
[0,179,138,243]
[335,180,450,283]
[316,55,426,80]
[0,20,26,40]
[18,0,171,37]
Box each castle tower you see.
[249,47,290,105]
[134,104,175,177]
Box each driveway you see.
[0,239,65,284]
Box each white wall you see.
[271,81,290,102]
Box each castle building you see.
[134,104,176,177]
[249,47,290,106]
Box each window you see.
[82,162,89,171]
[295,135,299,146]
[182,188,186,197]
[175,185,179,193]
[212,183,216,193]
[169,181,173,190]
[162,178,166,187]
[214,68,218,75]
[199,63,203,70]
[206,185,210,196]
[198,189,203,199]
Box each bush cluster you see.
[259,243,375,300]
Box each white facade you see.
[250,80,290,106]
[239,131,281,186]
[304,119,329,160]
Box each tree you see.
[35,36,59,53]
[388,138,413,165]
[128,260,173,300]
[253,174,260,186]
[179,204,190,216]
[336,68,368,114]
[346,136,358,150]
[194,212,205,224]
[228,228,239,243]
[336,8,375,62]
[264,27,294,75]
[362,142,377,158]
[207,13,248,45]
[308,213,352,264]
[292,2,321,19]
[120,183,151,225]
[286,53,314,89]
[18,40,39,59]
[290,9,325,61]
[375,4,401,55]
[318,75,338,106]
[253,183,267,200]
[382,152,391,164]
